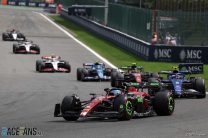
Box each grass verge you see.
[49,15,208,89]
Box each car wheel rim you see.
[125,101,133,115]
[168,97,174,112]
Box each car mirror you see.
[104,88,110,93]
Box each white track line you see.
[37,12,117,69]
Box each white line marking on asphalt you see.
[37,12,117,69]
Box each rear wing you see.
[158,71,172,74]
[83,63,105,67]
[119,66,143,71]
[178,63,203,74]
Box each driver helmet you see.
[94,62,101,68]
[130,63,138,73]
[51,54,56,58]
[109,89,121,96]
[172,66,179,73]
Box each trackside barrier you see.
[61,8,151,60]
[60,8,208,64]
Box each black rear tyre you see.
[61,95,81,121]
[13,44,17,53]
[111,71,123,87]
[35,46,40,54]
[194,78,206,98]
[113,95,133,120]
[153,91,174,116]
[77,68,82,81]
[111,71,118,87]
[2,33,6,41]
[65,62,71,73]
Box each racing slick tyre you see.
[194,78,206,98]
[77,68,82,81]
[61,95,81,121]
[38,61,45,72]
[2,33,6,41]
[111,71,123,87]
[80,69,88,81]
[153,91,174,116]
[111,70,118,87]
[36,60,42,72]
[65,62,71,73]
[113,95,133,120]
[148,78,161,96]
[35,46,40,54]
[13,44,18,53]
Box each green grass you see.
[49,15,208,89]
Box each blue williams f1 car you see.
[77,62,112,81]
[158,66,206,98]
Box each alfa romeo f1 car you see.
[2,29,26,41]
[54,83,174,121]
[77,62,112,81]
[13,40,40,54]
[158,66,206,98]
[111,63,159,87]
[36,55,71,73]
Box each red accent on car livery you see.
[17,50,27,53]
[80,96,114,117]
[127,86,149,97]
[16,50,38,54]
[58,68,69,72]
[30,50,38,54]
[42,68,54,72]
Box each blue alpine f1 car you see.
[77,62,112,81]
[158,66,206,98]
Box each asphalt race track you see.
[0,8,208,138]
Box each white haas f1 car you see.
[2,29,26,41]
[13,40,40,54]
[36,55,71,73]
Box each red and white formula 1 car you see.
[36,55,71,73]
[13,40,40,54]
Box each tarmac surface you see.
[0,7,208,138]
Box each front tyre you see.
[36,60,42,72]
[153,91,174,116]
[61,95,81,121]
[113,95,133,120]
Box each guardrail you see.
[61,8,208,64]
